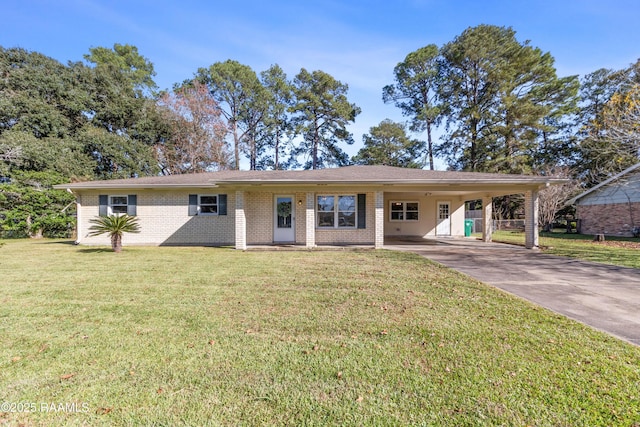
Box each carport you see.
[379,174,560,249]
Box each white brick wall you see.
[315,192,375,245]
[305,192,315,248]
[524,190,539,249]
[245,192,273,244]
[75,189,398,247]
[76,190,235,246]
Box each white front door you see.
[436,201,451,236]
[274,195,295,242]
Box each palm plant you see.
[87,214,141,253]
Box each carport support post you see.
[482,196,493,243]
[305,192,315,248]
[375,191,384,249]
[235,191,246,250]
[524,190,539,249]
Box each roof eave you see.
[54,178,563,190]
[53,183,220,190]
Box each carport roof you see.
[55,165,564,190]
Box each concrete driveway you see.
[385,237,640,346]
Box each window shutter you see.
[357,193,366,229]
[127,195,137,216]
[99,195,108,217]
[218,194,227,216]
[188,194,198,216]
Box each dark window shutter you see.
[357,193,366,229]
[99,195,108,217]
[188,194,198,216]
[127,195,137,216]
[218,194,227,216]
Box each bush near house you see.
[0,171,75,238]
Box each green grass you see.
[487,231,640,269]
[1,239,639,426]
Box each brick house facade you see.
[569,163,640,237]
[55,165,560,249]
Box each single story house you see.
[568,163,640,237]
[55,165,561,249]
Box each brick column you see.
[524,190,539,249]
[482,196,493,243]
[305,192,315,248]
[235,190,246,250]
[375,191,384,249]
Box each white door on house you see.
[436,201,451,236]
[274,195,295,242]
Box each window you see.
[109,196,129,215]
[99,194,137,216]
[390,201,419,221]
[199,195,218,214]
[317,195,356,228]
[188,194,227,216]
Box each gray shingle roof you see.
[54,165,561,189]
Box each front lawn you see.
[1,240,639,426]
[488,231,640,269]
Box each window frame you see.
[316,194,357,229]
[108,195,129,216]
[389,201,419,222]
[198,194,219,216]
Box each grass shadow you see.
[43,240,77,245]
[76,247,113,253]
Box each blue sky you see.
[2,0,639,168]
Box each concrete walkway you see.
[385,238,640,346]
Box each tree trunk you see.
[312,126,319,169]
[594,234,605,242]
[232,120,240,170]
[426,121,434,170]
[111,234,123,253]
[274,128,280,170]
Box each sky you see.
[2,0,639,169]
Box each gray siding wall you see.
[578,171,640,206]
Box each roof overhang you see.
[53,165,567,195]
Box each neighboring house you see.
[54,165,560,249]
[568,163,640,237]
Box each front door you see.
[436,201,451,236]
[274,195,295,242]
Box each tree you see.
[0,46,163,180]
[438,25,578,173]
[536,166,580,232]
[578,62,640,185]
[82,45,165,176]
[352,120,424,168]
[599,84,640,164]
[156,81,230,174]
[259,65,295,169]
[0,47,90,138]
[196,60,267,169]
[0,130,93,178]
[87,214,141,253]
[84,43,157,95]
[290,69,360,169]
[76,125,158,179]
[383,44,445,170]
